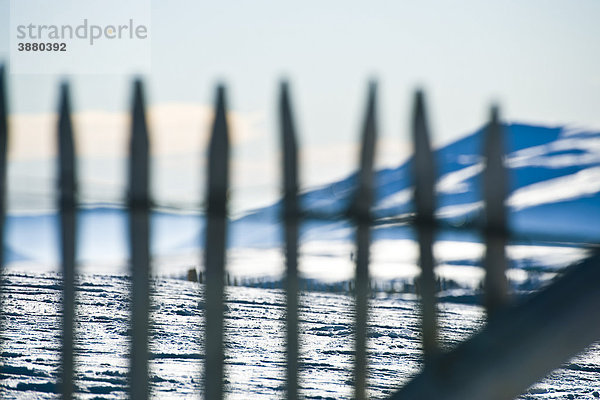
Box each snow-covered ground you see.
[1,272,600,399]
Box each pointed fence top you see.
[59,82,72,122]
[0,64,7,148]
[129,79,150,207]
[352,81,378,221]
[131,79,149,146]
[279,80,299,202]
[58,81,76,203]
[206,84,230,214]
[412,89,435,219]
[359,80,377,172]
[483,104,507,231]
[211,84,228,144]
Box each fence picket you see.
[128,80,151,400]
[483,106,508,315]
[280,81,300,400]
[58,82,77,399]
[204,85,230,400]
[412,90,438,361]
[352,82,377,400]
[0,66,7,358]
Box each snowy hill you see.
[226,123,600,247]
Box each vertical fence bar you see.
[483,106,508,316]
[204,85,230,400]
[0,66,7,356]
[412,90,438,362]
[128,80,151,400]
[279,81,300,400]
[58,82,77,399]
[352,82,377,400]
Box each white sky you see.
[0,0,599,212]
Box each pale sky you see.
[0,0,599,212]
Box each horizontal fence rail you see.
[0,67,599,399]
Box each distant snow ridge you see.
[229,123,600,247]
[4,123,600,266]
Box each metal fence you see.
[1,65,600,400]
